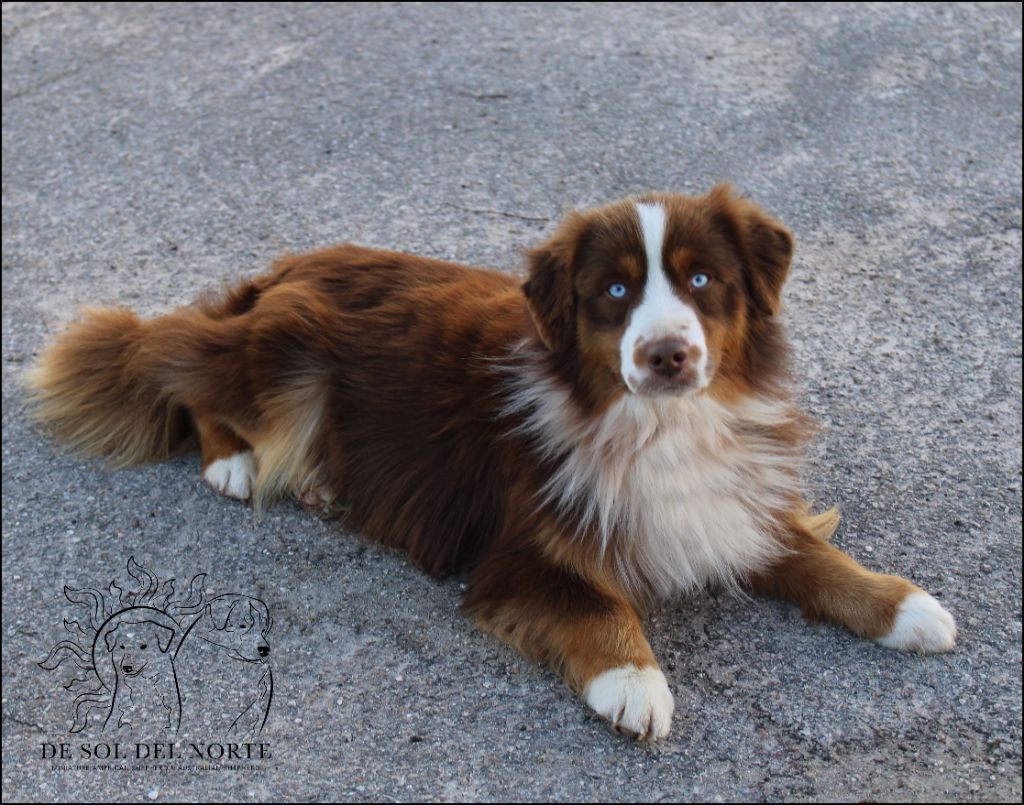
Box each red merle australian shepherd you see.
[29,185,956,740]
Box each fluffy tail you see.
[26,306,233,467]
[27,293,329,511]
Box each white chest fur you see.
[506,367,797,599]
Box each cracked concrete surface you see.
[2,3,1021,801]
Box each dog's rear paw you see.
[203,452,257,501]
[295,483,345,516]
[876,591,957,653]
[584,665,674,741]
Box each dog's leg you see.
[748,520,956,653]
[463,545,673,741]
[196,416,256,501]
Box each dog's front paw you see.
[876,590,957,653]
[203,452,257,501]
[584,665,674,741]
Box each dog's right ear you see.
[523,212,588,352]
[206,598,236,631]
[104,626,120,653]
[203,602,223,631]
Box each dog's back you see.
[28,245,530,570]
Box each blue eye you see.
[607,283,628,300]
[691,273,710,289]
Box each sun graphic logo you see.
[39,557,273,738]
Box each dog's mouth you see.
[120,662,146,677]
[624,361,709,397]
[231,649,270,663]
[633,373,702,397]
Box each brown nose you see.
[645,338,689,377]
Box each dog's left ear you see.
[709,184,794,317]
[253,599,272,635]
[248,600,272,634]
[154,623,174,653]
[104,626,121,653]
[523,212,588,352]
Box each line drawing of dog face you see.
[199,595,272,662]
[105,619,175,678]
[102,618,179,734]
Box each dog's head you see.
[104,619,175,679]
[523,185,793,405]
[203,595,272,662]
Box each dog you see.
[102,618,181,734]
[28,185,956,740]
[176,594,273,736]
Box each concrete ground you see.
[2,2,1021,802]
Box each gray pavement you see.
[2,2,1021,802]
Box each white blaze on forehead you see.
[619,202,709,392]
[637,202,667,278]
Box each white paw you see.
[876,591,957,653]
[203,452,257,501]
[584,665,674,741]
